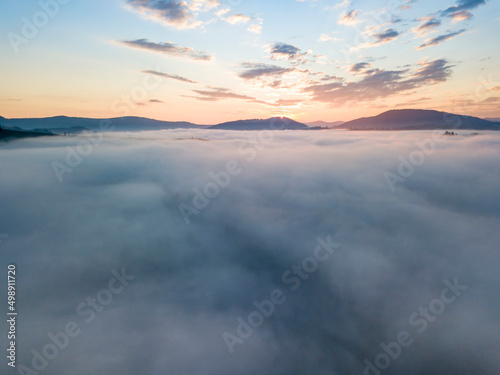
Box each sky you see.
[1,0,499,124]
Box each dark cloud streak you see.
[120,39,213,61]
[142,70,198,83]
[417,29,466,50]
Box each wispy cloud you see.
[141,70,198,83]
[185,87,256,102]
[413,16,442,36]
[357,28,400,48]
[338,10,361,26]
[215,7,262,32]
[119,39,213,61]
[225,13,252,24]
[247,23,263,34]
[239,62,295,80]
[400,0,419,11]
[318,33,342,42]
[335,0,351,9]
[416,29,466,50]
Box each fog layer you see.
[1,129,499,375]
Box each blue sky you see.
[1,0,499,123]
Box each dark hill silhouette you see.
[0,116,203,133]
[210,117,309,130]
[0,125,55,141]
[339,109,500,130]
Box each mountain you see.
[3,111,499,133]
[338,109,500,131]
[0,125,55,141]
[307,121,345,128]
[41,126,92,135]
[0,116,204,132]
[485,118,500,122]
[210,117,309,130]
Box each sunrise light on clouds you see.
[1,0,498,123]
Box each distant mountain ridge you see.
[0,116,203,134]
[307,121,345,128]
[2,109,499,133]
[209,117,309,130]
[338,109,500,130]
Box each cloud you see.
[266,43,309,64]
[237,62,300,90]
[185,87,256,102]
[215,8,261,31]
[141,70,198,83]
[189,0,220,11]
[350,62,371,73]
[338,10,361,26]
[335,0,351,9]
[356,28,401,49]
[304,59,454,104]
[318,34,341,42]
[238,62,295,80]
[119,39,213,61]
[125,0,200,29]
[413,16,442,36]
[266,98,303,107]
[416,29,466,50]
[394,96,431,107]
[450,10,473,21]
[124,0,222,28]
[373,29,400,43]
[248,24,263,34]
[268,43,301,59]
[440,0,486,20]
[400,0,419,11]
[137,98,164,106]
[225,13,252,25]
[2,130,500,375]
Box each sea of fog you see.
[1,129,499,375]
